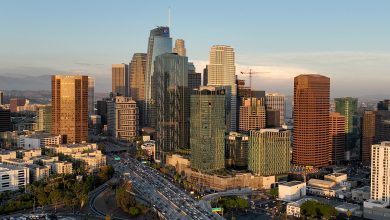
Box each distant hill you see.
[0,75,51,91]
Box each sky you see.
[0,0,389,97]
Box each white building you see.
[18,133,61,149]
[0,164,29,192]
[265,93,286,126]
[324,172,347,183]
[287,198,317,218]
[278,181,306,201]
[107,96,139,142]
[207,45,237,131]
[27,164,51,182]
[371,142,390,204]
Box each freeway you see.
[114,154,224,220]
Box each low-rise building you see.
[0,150,16,162]
[0,164,29,192]
[50,161,73,175]
[166,154,190,173]
[335,203,361,217]
[71,150,106,170]
[45,143,98,155]
[364,199,390,220]
[324,172,347,183]
[307,178,347,198]
[287,198,317,218]
[18,133,61,149]
[18,149,42,160]
[278,181,306,201]
[27,164,51,182]
[141,140,156,161]
[352,186,370,203]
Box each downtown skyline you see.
[1,0,390,96]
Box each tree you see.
[269,187,278,198]
[300,200,338,219]
[129,206,140,216]
[346,210,352,220]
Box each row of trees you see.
[300,200,338,219]
[212,196,249,211]
[0,192,33,214]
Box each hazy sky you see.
[0,0,389,96]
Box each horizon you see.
[1,1,390,96]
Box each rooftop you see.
[280,181,305,187]
[289,197,317,206]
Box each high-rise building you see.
[239,97,266,133]
[225,132,248,170]
[237,79,251,98]
[37,105,52,132]
[9,98,26,113]
[329,112,346,164]
[51,75,88,144]
[377,100,390,111]
[112,64,129,96]
[203,66,208,86]
[293,74,330,167]
[370,142,390,204]
[97,99,109,126]
[0,91,3,105]
[107,96,138,142]
[88,77,95,115]
[173,39,186,56]
[188,63,202,91]
[248,129,291,176]
[266,109,281,128]
[0,109,11,132]
[207,45,237,131]
[362,111,376,165]
[145,26,172,126]
[266,93,286,126]
[190,86,225,172]
[152,53,189,161]
[129,53,147,127]
[334,97,359,160]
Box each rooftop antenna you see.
[168,7,171,28]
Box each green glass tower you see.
[248,129,291,176]
[334,97,360,160]
[190,86,226,172]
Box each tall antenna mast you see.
[168,7,171,28]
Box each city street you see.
[113,153,224,220]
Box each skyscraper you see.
[51,75,88,144]
[203,66,208,86]
[107,96,138,142]
[362,111,376,165]
[129,53,147,126]
[152,53,189,162]
[0,91,3,105]
[248,129,291,176]
[37,105,52,132]
[334,97,359,160]
[97,99,109,126]
[188,62,201,91]
[207,45,237,131]
[370,142,390,204]
[329,112,346,164]
[0,109,11,132]
[190,86,225,172]
[173,39,186,56]
[266,93,286,126]
[293,74,330,167]
[239,97,266,133]
[145,26,172,127]
[88,77,95,115]
[112,64,129,96]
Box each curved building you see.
[145,27,172,127]
[292,74,330,167]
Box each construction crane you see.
[240,69,270,90]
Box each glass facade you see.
[152,53,189,162]
[145,27,172,127]
[190,87,226,172]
